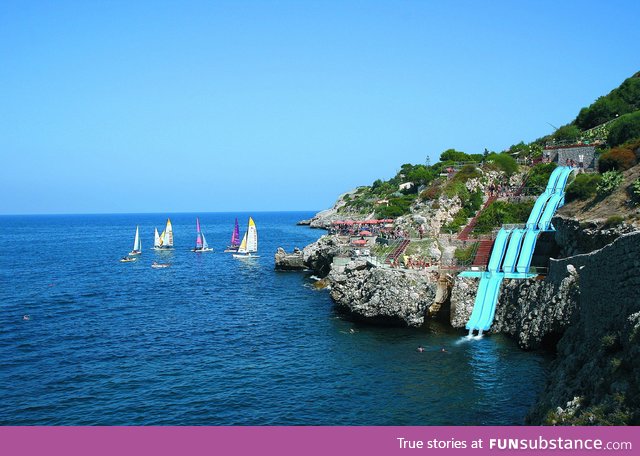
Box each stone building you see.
[543,145,597,169]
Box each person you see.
[23,315,30,321]
[441,347,447,353]
[417,346,425,352]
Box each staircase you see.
[385,239,411,264]
[472,238,495,267]
[458,195,497,241]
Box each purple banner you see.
[0,426,637,456]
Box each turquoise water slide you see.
[465,167,574,333]
[465,229,511,332]
[501,229,525,273]
[488,228,511,272]
[465,273,490,331]
[515,229,540,273]
[554,166,573,193]
[537,193,563,230]
[477,273,505,332]
[545,166,563,193]
[525,192,552,229]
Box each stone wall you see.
[544,145,597,169]
[528,231,640,424]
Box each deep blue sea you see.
[0,212,549,425]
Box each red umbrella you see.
[352,239,367,245]
[360,230,372,236]
[345,221,355,225]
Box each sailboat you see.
[128,226,142,255]
[192,217,213,252]
[224,218,241,252]
[153,218,174,250]
[233,217,259,259]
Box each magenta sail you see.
[231,218,240,246]
[195,218,203,248]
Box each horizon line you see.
[0,209,320,217]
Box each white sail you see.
[133,226,140,252]
[164,218,174,247]
[202,232,209,250]
[154,228,161,248]
[246,217,258,253]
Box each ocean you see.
[0,212,549,425]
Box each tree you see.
[607,111,640,147]
[439,149,469,162]
[553,125,581,143]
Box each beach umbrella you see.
[352,239,367,245]
[360,230,372,236]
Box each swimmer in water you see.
[417,346,424,352]
[349,328,356,334]
[441,347,447,353]
[23,315,30,321]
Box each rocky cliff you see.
[328,261,442,326]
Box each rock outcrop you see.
[328,262,440,326]
[274,247,307,271]
[553,215,636,258]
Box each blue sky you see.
[1,0,638,214]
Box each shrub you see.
[526,162,558,194]
[485,152,518,176]
[454,243,478,264]
[453,164,481,182]
[473,200,534,234]
[553,124,582,143]
[420,184,441,201]
[607,111,640,147]
[632,178,640,200]
[565,173,602,202]
[596,170,624,196]
[375,195,416,218]
[441,208,471,234]
[603,215,624,228]
[598,147,637,172]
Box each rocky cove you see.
[276,214,640,425]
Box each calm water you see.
[0,212,548,425]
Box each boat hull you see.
[192,248,213,252]
[232,253,260,259]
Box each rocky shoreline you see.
[276,213,640,424]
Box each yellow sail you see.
[237,232,248,253]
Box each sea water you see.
[0,212,549,425]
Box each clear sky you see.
[1,0,638,214]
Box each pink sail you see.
[195,217,203,248]
[231,218,240,246]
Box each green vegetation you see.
[596,170,624,196]
[553,124,581,143]
[454,242,478,264]
[484,152,518,176]
[575,72,640,130]
[565,173,602,202]
[526,162,557,194]
[375,194,417,218]
[473,200,534,234]
[632,178,640,202]
[608,111,640,147]
[441,189,483,234]
[603,215,624,228]
[439,149,483,163]
[508,141,543,159]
